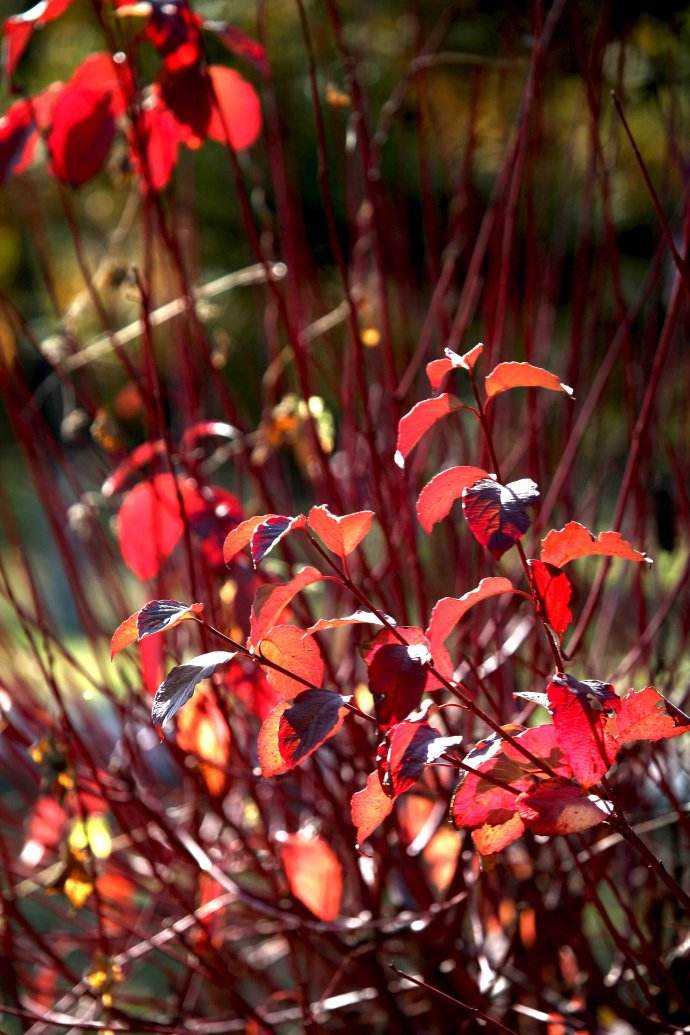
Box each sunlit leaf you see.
[394,394,464,468]
[607,686,690,745]
[111,599,203,657]
[249,567,324,645]
[527,560,573,635]
[516,782,607,835]
[426,577,515,651]
[462,478,539,559]
[307,505,374,557]
[151,650,236,727]
[547,675,618,788]
[259,624,324,700]
[416,466,491,533]
[540,521,651,568]
[351,771,393,845]
[368,642,430,729]
[484,361,573,400]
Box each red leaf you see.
[416,466,491,533]
[183,483,244,569]
[101,440,166,498]
[151,650,236,727]
[204,21,268,72]
[425,344,484,391]
[111,599,204,657]
[540,521,651,568]
[279,834,342,921]
[380,721,463,798]
[223,514,273,565]
[277,689,347,769]
[117,474,187,580]
[249,566,324,646]
[206,65,262,150]
[516,782,607,835]
[139,634,163,695]
[607,686,690,745]
[48,84,116,186]
[134,94,182,191]
[351,771,393,845]
[527,559,573,635]
[426,577,515,652]
[484,361,573,400]
[547,675,619,788]
[69,52,133,117]
[141,0,203,72]
[259,625,324,700]
[250,514,305,567]
[462,478,539,559]
[368,642,430,729]
[307,505,374,557]
[0,87,58,184]
[3,0,73,82]
[394,393,463,468]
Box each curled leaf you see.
[111,599,203,657]
[426,344,484,390]
[394,394,464,468]
[527,560,573,635]
[380,721,463,798]
[250,514,305,567]
[151,651,236,727]
[426,577,515,651]
[484,361,573,400]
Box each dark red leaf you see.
[528,559,573,635]
[223,514,274,565]
[0,86,58,184]
[204,21,268,72]
[142,0,203,72]
[547,675,619,788]
[380,721,463,798]
[540,521,651,568]
[368,642,430,729]
[462,477,539,559]
[48,84,115,186]
[416,466,490,533]
[277,689,347,769]
[364,625,453,691]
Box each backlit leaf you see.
[380,721,462,798]
[416,466,491,533]
[462,478,539,559]
[48,84,116,186]
[426,344,484,390]
[111,599,203,657]
[516,782,607,835]
[307,504,374,557]
[279,834,343,921]
[484,361,573,400]
[351,771,393,845]
[368,642,430,729]
[607,686,690,745]
[472,814,525,855]
[547,675,619,788]
[249,567,324,645]
[151,651,236,727]
[3,0,74,81]
[176,689,231,796]
[257,700,290,777]
[223,514,273,565]
[206,66,262,150]
[117,474,187,580]
[259,624,324,700]
[527,559,573,635]
[305,610,386,636]
[277,689,348,769]
[394,393,463,468]
[540,521,651,568]
[250,514,305,567]
[426,577,515,651]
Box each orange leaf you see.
[223,514,273,565]
[426,577,515,651]
[257,701,291,777]
[416,466,490,533]
[394,394,463,468]
[279,833,343,921]
[607,686,690,745]
[351,772,393,845]
[249,566,324,645]
[472,814,525,855]
[540,521,651,568]
[425,343,484,390]
[307,505,374,557]
[259,625,325,699]
[484,361,573,400]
